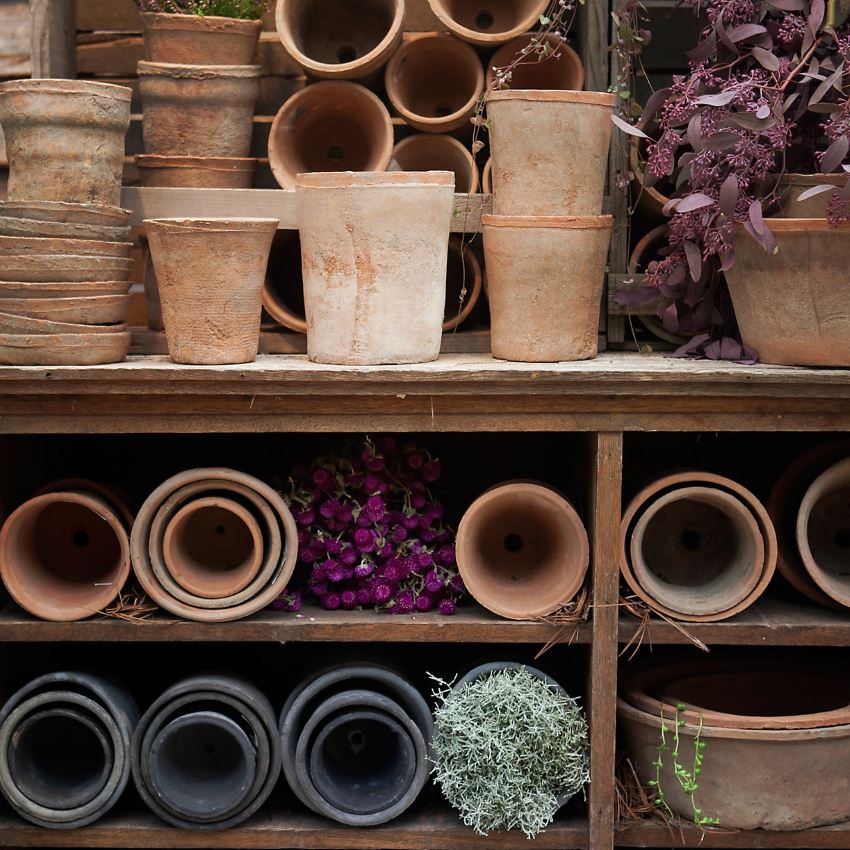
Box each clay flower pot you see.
[138,61,261,158]
[777,173,844,218]
[443,236,482,331]
[0,310,127,336]
[275,0,404,79]
[136,155,257,189]
[296,171,455,365]
[427,0,549,45]
[483,214,612,362]
[0,331,131,366]
[481,157,492,194]
[0,255,132,283]
[0,235,131,259]
[0,488,131,621]
[0,215,130,242]
[0,281,130,300]
[268,82,393,189]
[0,294,130,325]
[486,34,585,91]
[456,482,589,619]
[0,80,131,207]
[386,35,485,133]
[726,220,850,366]
[141,12,262,65]
[487,90,615,216]
[0,199,131,228]
[628,123,671,219]
[262,230,307,333]
[391,134,479,193]
[145,218,277,365]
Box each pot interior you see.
[437,0,539,34]
[806,484,850,591]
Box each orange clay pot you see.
[426,0,549,45]
[135,155,257,189]
[141,12,262,65]
[486,34,584,91]
[443,236,482,332]
[262,230,307,333]
[391,134,479,193]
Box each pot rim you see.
[0,78,132,100]
[0,199,131,220]
[137,60,262,77]
[486,34,585,91]
[0,331,131,346]
[295,171,456,189]
[140,11,263,30]
[136,155,257,171]
[483,214,613,229]
[0,310,127,335]
[427,0,549,45]
[144,217,279,233]
[487,89,615,107]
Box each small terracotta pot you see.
[0,215,130,242]
[483,214,611,362]
[0,235,131,259]
[443,236,482,331]
[0,490,131,621]
[797,457,850,608]
[262,231,307,333]
[726,219,850,366]
[481,157,492,194]
[0,80,131,207]
[145,218,278,365]
[628,128,669,218]
[385,34,485,133]
[275,0,404,79]
[296,171,455,365]
[0,255,132,283]
[138,61,261,158]
[0,281,130,300]
[0,200,131,228]
[0,332,130,366]
[0,294,130,325]
[486,34,585,91]
[456,482,589,619]
[487,90,615,215]
[136,155,257,189]
[777,173,843,218]
[391,134,479,193]
[0,310,126,336]
[268,82,393,189]
[141,12,262,65]
[426,0,549,45]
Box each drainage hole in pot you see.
[680,530,701,551]
[475,9,494,29]
[215,525,226,536]
[337,45,358,63]
[503,533,524,553]
[327,145,345,162]
[347,729,366,755]
[434,103,452,117]
[72,529,91,548]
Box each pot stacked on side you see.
[619,656,850,830]
[0,80,134,365]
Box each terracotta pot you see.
[487,90,615,215]
[443,236,482,331]
[619,697,850,830]
[262,231,306,333]
[483,214,611,362]
[628,129,669,218]
[426,0,549,45]
[620,472,778,622]
[268,82,393,189]
[0,281,130,300]
[0,294,131,325]
[296,171,455,365]
[0,255,132,284]
[130,468,298,622]
[0,310,126,336]
[0,215,131,242]
[391,134,479,193]
[486,34,585,91]
[0,199,131,228]
[0,80,131,207]
[0,332,130,366]
[481,157,492,194]
[0,490,131,621]
[0,235,131,259]
[145,218,277,365]
[777,173,843,218]
[136,155,256,189]
[275,0,404,79]
[386,35,484,133]
[456,482,589,619]
[138,61,261,158]
[726,220,850,366]
[141,12,262,64]
[141,241,164,331]
[796,457,850,608]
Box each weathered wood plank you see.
[0,0,31,77]
[617,820,850,848]
[30,0,76,78]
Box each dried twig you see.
[619,595,709,657]
[534,586,591,658]
[99,586,159,622]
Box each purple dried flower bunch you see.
[273,437,464,616]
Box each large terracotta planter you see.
[385,34,484,133]
[456,482,589,619]
[0,80,131,207]
[426,0,549,45]
[726,220,850,366]
[138,61,261,158]
[141,12,262,65]
[275,0,404,79]
[487,90,615,215]
[296,172,455,365]
[145,218,277,365]
[268,82,393,189]
[777,173,843,218]
[486,34,585,91]
[483,214,612,362]
[262,231,306,333]
[443,236,482,331]
[391,134,479,193]
[0,488,131,621]
[136,155,256,189]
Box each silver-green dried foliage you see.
[430,667,590,838]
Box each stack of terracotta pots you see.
[0,80,134,365]
[136,11,263,188]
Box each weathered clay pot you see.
[482,157,492,193]
[797,457,850,608]
[268,82,393,189]
[385,34,485,133]
[0,489,131,621]
[456,482,589,619]
[138,61,261,158]
[297,171,454,364]
[0,672,138,829]
[0,294,131,325]
[0,199,131,228]
[629,126,670,218]
[0,215,131,242]
[487,34,585,91]
[136,155,257,189]
[443,236,482,331]
[0,281,130,299]
[0,235,131,259]
[0,80,131,207]
[620,472,778,622]
[275,0,404,79]
[0,310,127,336]
[391,134,479,193]
[141,12,262,65]
[483,214,611,362]
[726,220,850,366]
[488,90,615,216]
[0,255,132,284]
[145,218,277,365]
[426,0,549,45]
[262,231,307,333]
[0,332,131,366]
[777,173,844,218]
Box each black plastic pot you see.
[0,671,138,828]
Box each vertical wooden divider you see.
[29,0,77,78]
[587,431,623,850]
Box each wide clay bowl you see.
[0,310,127,336]
[0,294,130,325]
[0,256,132,283]
[0,215,131,242]
[0,281,131,299]
[0,200,131,227]
[0,332,131,365]
[0,235,132,258]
